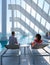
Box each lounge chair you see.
[30,43,50,65]
[31,43,48,49]
[5,44,20,49]
[1,44,21,65]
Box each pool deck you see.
[0,46,50,65]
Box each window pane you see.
[26,18,30,25]
[43,2,49,14]
[30,22,34,29]
[21,14,25,21]
[41,18,46,26]
[14,22,19,28]
[21,25,25,31]
[31,8,36,18]
[14,11,17,17]
[25,29,29,34]
[17,10,20,17]
[46,22,50,30]
[38,0,44,9]
[21,25,29,34]
[21,0,25,9]
[49,10,50,16]
[16,22,20,28]
[36,13,41,22]
[26,4,31,14]
[35,26,39,33]
[11,0,15,4]
[16,0,20,5]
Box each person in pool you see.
[31,34,42,47]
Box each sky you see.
[0,0,50,34]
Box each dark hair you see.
[35,34,41,41]
[12,31,15,35]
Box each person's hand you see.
[31,42,35,47]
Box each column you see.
[1,0,7,40]
[11,10,14,31]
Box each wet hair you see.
[12,31,15,35]
[35,34,41,41]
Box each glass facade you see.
[0,0,50,35]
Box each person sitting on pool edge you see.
[31,34,42,47]
[9,31,18,45]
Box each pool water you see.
[0,40,8,52]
